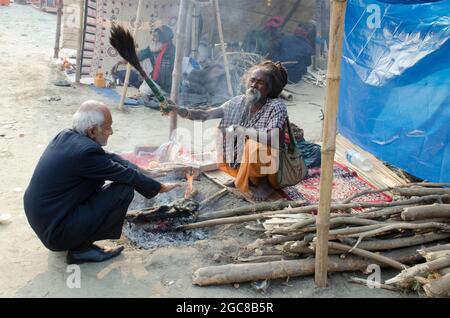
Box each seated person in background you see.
[242,16,284,60]
[170,61,289,201]
[112,24,176,94]
[274,23,313,83]
[23,100,179,264]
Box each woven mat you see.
[281,162,392,203]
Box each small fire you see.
[184,170,194,199]
[147,160,160,169]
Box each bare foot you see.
[251,178,274,201]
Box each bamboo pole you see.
[184,2,194,57]
[117,0,144,111]
[169,0,189,138]
[314,0,323,70]
[75,0,85,85]
[314,0,347,288]
[191,3,199,59]
[53,1,63,59]
[213,0,233,96]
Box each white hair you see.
[72,101,106,135]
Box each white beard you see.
[149,40,163,53]
[245,88,262,107]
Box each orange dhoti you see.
[219,139,279,193]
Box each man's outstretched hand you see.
[167,100,189,118]
[159,183,181,193]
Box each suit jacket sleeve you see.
[106,152,138,170]
[78,147,161,199]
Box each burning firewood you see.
[126,199,199,224]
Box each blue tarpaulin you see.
[338,0,450,182]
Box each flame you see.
[184,171,194,199]
[147,160,160,169]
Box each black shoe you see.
[66,244,124,265]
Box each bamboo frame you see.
[75,0,85,85]
[169,0,190,137]
[184,2,194,57]
[53,1,63,59]
[314,0,347,288]
[118,0,144,111]
[191,3,200,59]
[213,0,233,96]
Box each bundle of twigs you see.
[185,183,450,295]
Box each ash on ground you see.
[123,175,245,249]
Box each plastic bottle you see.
[345,149,373,172]
[94,71,106,88]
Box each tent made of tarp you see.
[338,0,450,182]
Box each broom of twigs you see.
[109,24,170,115]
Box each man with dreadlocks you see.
[170,61,289,201]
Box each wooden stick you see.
[169,0,189,136]
[356,206,406,219]
[118,0,143,111]
[178,195,449,230]
[341,183,450,204]
[394,187,450,197]
[422,250,450,262]
[280,0,302,31]
[192,245,421,286]
[191,3,200,59]
[199,188,228,207]
[401,204,450,221]
[385,257,450,286]
[236,255,284,263]
[423,273,450,298]
[213,0,233,96]
[418,244,450,255]
[246,233,305,251]
[341,232,450,251]
[348,277,399,291]
[75,0,85,85]
[183,2,193,57]
[327,242,408,270]
[314,0,323,70]
[202,172,255,204]
[198,200,308,221]
[53,1,63,59]
[280,90,293,101]
[282,215,382,233]
[343,222,450,239]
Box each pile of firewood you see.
[181,183,450,297]
[385,244,450,297]
[303,68,327,87]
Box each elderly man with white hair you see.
[24,100,179,264]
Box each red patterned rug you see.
[281,162,392,203]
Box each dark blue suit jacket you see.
[23,129,161,248]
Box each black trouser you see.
[49,183,134,251]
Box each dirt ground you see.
[0,4,417,298]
